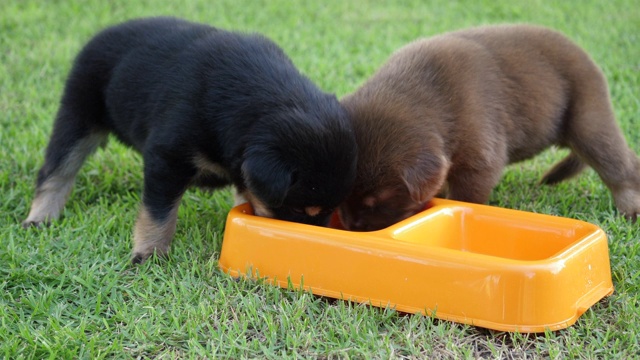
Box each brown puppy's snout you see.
[338,210,363,231]
[338,204,383,231]
[349,220,376,232]
[339,186,430,231]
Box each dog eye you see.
[291,207,305,214]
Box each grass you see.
[1,0,639,358]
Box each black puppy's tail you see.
[540,152,587,185]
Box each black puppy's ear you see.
[241,155,293,208]
[401,153,449,203]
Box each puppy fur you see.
[23,17,357,263]
[339,24,640,231]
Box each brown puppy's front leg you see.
[446,158,506,205]
[447,169,499,204]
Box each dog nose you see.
[350,219,371,232]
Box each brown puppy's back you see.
[340,24,640,231]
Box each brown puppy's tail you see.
[540,152,587,185]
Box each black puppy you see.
[23,17,357,263]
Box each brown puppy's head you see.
[338,152,448,231]
[338,93,449,231]
[242,99,358,227]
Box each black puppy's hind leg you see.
[23,106,108,227]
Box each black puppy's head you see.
[241,98,357,226]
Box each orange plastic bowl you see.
[218,198,614,333]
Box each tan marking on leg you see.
[305,206,322,217]
[23,176,75,226]
[23,132,108,227]
[131,203,180,263]
[242,190,273,218]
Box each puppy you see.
[22,17,357,263]
[339,24,640,231]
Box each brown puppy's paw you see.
[621,207,639,223]
[626,213,638,223]
[21,220,49,229]
[131,253,148,265]
[613,188,640,223]
[130,250,169,265]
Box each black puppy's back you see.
[68,17,281,150]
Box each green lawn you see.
[2,0,639,358]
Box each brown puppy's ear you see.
[400,153,449,203]
[241,155,292,208]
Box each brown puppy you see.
[339,24,640,231]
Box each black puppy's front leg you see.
[131,151,196,264]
